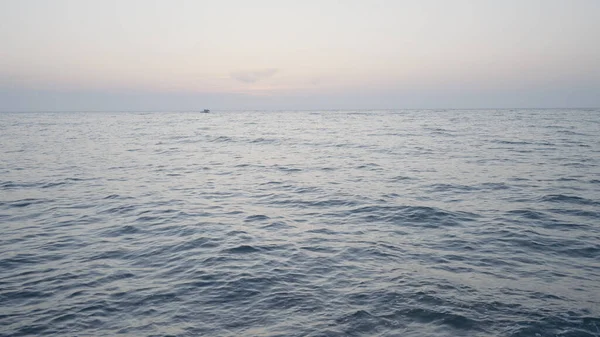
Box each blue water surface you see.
[1,109,599,336]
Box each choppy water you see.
[1,109,600,337]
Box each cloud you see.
[230,68,279,83]
[309,77,323,86]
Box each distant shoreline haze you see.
[1,86,599,112]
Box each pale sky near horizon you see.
[1,0,599,110]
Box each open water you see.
[1,109,600,336]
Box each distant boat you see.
[202,109,210,113]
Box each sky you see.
[1,0,599,111]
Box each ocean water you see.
[1,109,599,337]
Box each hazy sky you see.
[1,0,599,110]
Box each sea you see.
[1,109,599,337]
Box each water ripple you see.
[1,110,599,336]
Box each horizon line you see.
[1,107,599,113]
